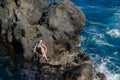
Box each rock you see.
[63,64,93,80]
[64,24,74,36]
[53,31,61,40]
[20,62,44,80]
[0,0,86,59]
[25,0,50,17]
[25,0,50,25]
[47,0,85,53]
[7,32,12,43]
[34,25,54,57]
[13,2,30,22]
[0,0,50,43]
[48,0,85,34]
[11,22,54,60]
[0,20,2,37]
[96,72,107,80]
[0,0,106,80]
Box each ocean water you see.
[71,0,120,80]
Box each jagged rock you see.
[28,0,49,24]
[0,0,86,60]
[0,0,50,43]
[63,64,93,80]
[20,52,93,80]
[48,0,85,34]
[53,31,61,40]
[0,0,106,80]
[96,72,107,80]
[11,22,53,59]
[47,0,85,53]
[25,0,50,17]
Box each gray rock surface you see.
[63,64,93,80]
[0,0,106,80]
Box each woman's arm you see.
[33,43,37,53]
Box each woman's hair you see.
[38,39,46,44]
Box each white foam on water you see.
[108,7,120,28]
[79,45,120,80]
[95,40,113,47]
[86,19,109,28]
[80,36,86,43]
[78,36,86,47]
[107,29,120,38]
[79,35,120,80]
[78,2,120,80]
[113,52,119,55]
[91,33,113,47]
[94,59,120,80]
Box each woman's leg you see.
[40,47,48,61]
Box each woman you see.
[33,40,48,62]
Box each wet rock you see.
[96,72,107,80]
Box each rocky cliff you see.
[0,0,106,80]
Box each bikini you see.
[37,43,42,47]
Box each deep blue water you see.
[71,0,120,80]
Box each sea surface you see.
[71,0,120,80]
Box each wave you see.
[106,29,120,38]
[86,19,109,28]
[79,32,120,79]
[95,61,120,80]
[81,49,120,80]
[76,0,120,80]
